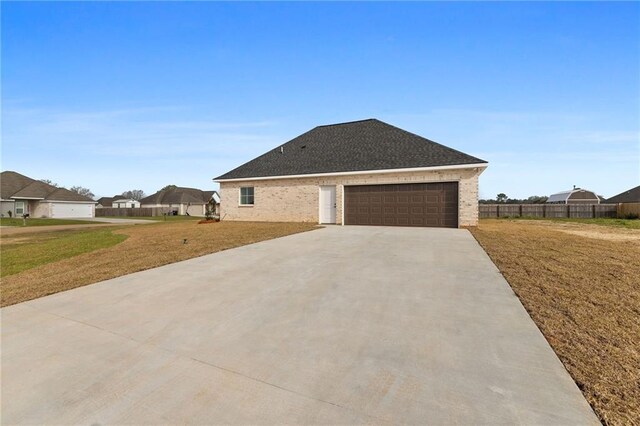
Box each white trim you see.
[341,178,461,188]
[341,185,345,226]
[238,186,255,206]
[215,163,488,183]
[15,201,25,215]
[0,199,15,202]
[318,187,322,224]
[10,196,45,200]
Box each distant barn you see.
[547,187,600,204]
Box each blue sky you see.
[2,2,639,200]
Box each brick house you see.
[139,187,220,216]
[0,171,96,218]
[214,119,488,227]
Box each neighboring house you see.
[0,171,96,218]
[547,187,601,204]
[112,198,141,208]
[606,185,640,203]
[214,119,488,228]
[96,196,141,208]
[96,197,114,208]
[140,187,220,216]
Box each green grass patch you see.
[1,229,128,277]
[495,216,640,229]
[0,218,106,227]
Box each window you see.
[240,187,254,205]
[15,201,24,215]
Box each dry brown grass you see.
[469,219,640,426]
[1,221,318,307]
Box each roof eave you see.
[10,196,46,200]
[214,162,488,183]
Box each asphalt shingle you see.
[215,119,486,180]
[606,185,640,203]
[139,187,217,205]
[0,171,95,202]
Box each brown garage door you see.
[344,182,458,228]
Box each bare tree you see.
[39,179,59,187]
[121,189,146,201]
[70,186,95,199]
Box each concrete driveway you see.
[1,226,598,424]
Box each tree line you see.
[479,193,549,204]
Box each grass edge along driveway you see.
[1,221,319,307]
[469,218,639,426]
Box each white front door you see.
[319,186,336,224]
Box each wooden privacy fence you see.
[618,203,640,217]
[96,207,162,217]
[479,204,618,219]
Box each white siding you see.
[1,200,15,216]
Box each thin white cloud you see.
[3,106,279,158]
[388,108,639,199]
[2,106,284,196]
[556,131,640,144]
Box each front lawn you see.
[1,229,128,277]
[0,217,105,227]
[0,221,318,307]
[469,219,639,425]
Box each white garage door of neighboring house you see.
[51,203,93,218]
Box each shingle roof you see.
[139,187,218,205]
[1,172,36,199]
[215,119,487,181]
[606,185,640,203]
[11,181,53,199]
[97,197,115,207]
[0,171,96,202]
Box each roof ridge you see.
[315,118,377,128]
[1,170,36,183]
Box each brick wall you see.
[219,167,484,226]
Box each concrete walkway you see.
[1,226,598,424]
